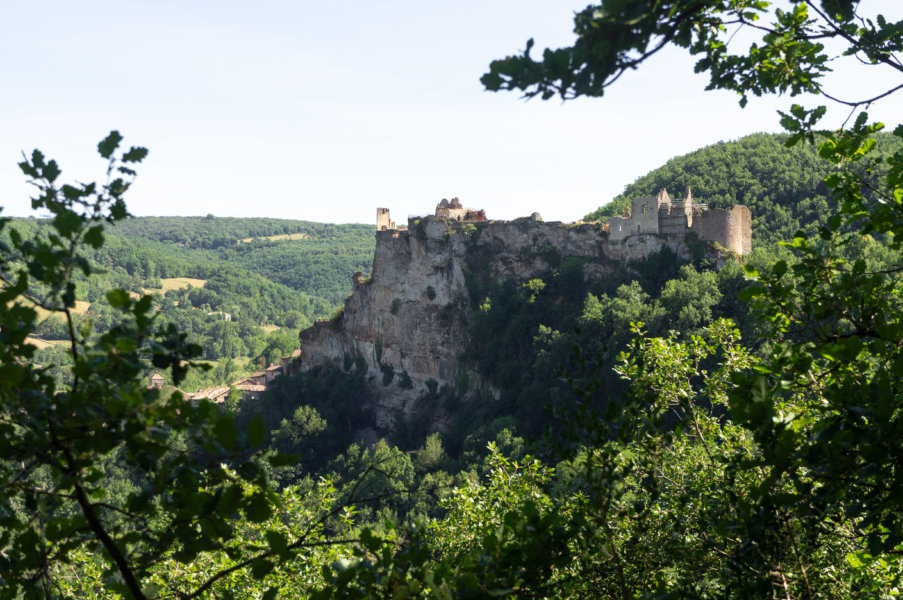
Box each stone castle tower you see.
[608,188,751,254]
[376,207,396,231]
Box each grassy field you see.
[144,277,207,295]
[10,299,92,322]
[238,232,309,244]
[259,324,281,333]
[25,336,69,349]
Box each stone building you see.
[435,198,486,222]
[607,188,751,254]
[377,207,396,231]
[148,372,164,390]
[435,197,465,220]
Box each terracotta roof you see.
[265,364,283,372]
[185,386,229,402]
[234,382,266,392]
[150,372,164,381]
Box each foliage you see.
[0,134,286,599]
[7,1,903,595]
[482,0,903,595]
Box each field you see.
[10,299,92,322]
[25,336,69,349]
[238,233,309,244]
[144,277,208,294]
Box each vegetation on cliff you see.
[4,0,903,596]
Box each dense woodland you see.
[5,216,374,390]
[4,2,903,596]
[8,125,900,597]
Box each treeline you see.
[109,215,373,249]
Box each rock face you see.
[298,213,741,431]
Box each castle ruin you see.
[435,198,486,222]
[376,199,486,231]
[608,188,751,255]
[376,207,396,231]
[378,190,749,254]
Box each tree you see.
[0,133,293,599]
[484,0,903,594]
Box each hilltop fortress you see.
[607,188,750,254]
[298,192,750,433]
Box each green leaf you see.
[737,285,764,301]
[106,289,131,308]
[43,160,60,183]
[214,414,240,450]
[771,260,788,277]
[245,492,273,523]
[267,452,299,467]
[53,210,82,238]
[98,131,123,159]
[251,558,274,579]
[83,225,105,248]
[265,530,288,555]
[122,146,149,163]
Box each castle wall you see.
[446,207,465,221]
[659,202,691,235]
[376,208,395,230]
[610,196,662,241]
[603,189,750,256]
[630,196,660,235]
[608,215,629,241]
[693,205,751,254]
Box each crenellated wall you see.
[608,189,751,255]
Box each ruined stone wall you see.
[659,202,691,235]
[609,192,750,255]
[630,196,660,234]
[376,208,395,230]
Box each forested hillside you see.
[6,0,903,595]
[5,215,375,390]
[7,120,903,597]
[109,216,375,305]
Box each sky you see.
[2,1,902,225]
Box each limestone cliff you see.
[298,213,718,431]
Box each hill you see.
[5,216,376,391]
[109,216,376,305]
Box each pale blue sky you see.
[2,1,902,224]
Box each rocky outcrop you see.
[298,213,724,432]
